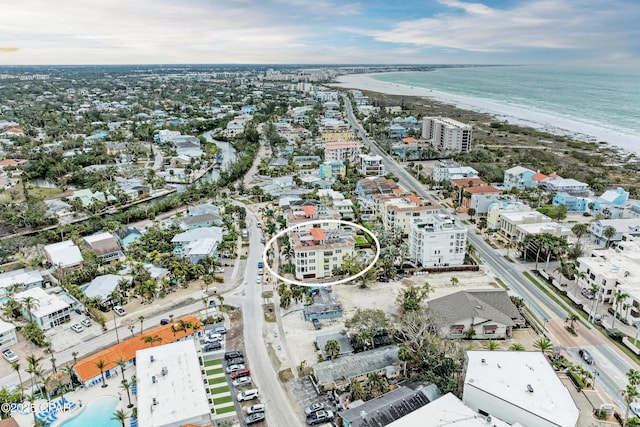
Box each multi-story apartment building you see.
[286,205,342,231]
[497,211,569,241]
[292,228,355,280]
[324,140,360,163]
[422,117,472,153]
[408,214,467,267]
[377,195,439,236]
[432,160,479,184]
[360,154,385,176]
[320,125,355,143]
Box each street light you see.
[592,369,600,388]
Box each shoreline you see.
[331,73,640,156]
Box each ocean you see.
[359,66,640,154]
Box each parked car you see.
[230,368,250,379]
[304,402,325,416]
[312,319,321,330]
[232,376,252,387]
[227,357,244,366]
[2,349,18,363]
[256,276,262,284]
[205,333,223,343]
[237,389,259,402]
[246,403,265,414]
[215,267,225,273]
[226,364,246,374]
[208,300,217,309]
[113,306,126,317]
[81,318,92,327]
[214,325,227,335]
[581,288,595,299]
[225,350,243,360]
[306,410,334,425]
[71,323,84,333]
[245,412,265,425]
[204,342,222,352]
[579,348,595,364]
[160,318,170,325]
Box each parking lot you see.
[289,376,336,426]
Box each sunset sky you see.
[1,0,638,65]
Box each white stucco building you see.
[14,287,71,330]
[136,340,211,427]
[408,214,467,267]
[422,117,472,153]
[292,228,355,280]
[0,319,18,350]
[463,351,579,427]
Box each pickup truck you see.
[306,410,334,425]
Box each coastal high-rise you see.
[422,117,472,154]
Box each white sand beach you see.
[332,73,640,155]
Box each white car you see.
[113,306,126,317]
[225,364,246,374]
[81,318,92,327]
[205,333,223,343]
[246,403,265,414]
[71,323,84,333]
[232,376,252,387]
[256,276,262,284]
[2,349,18,363]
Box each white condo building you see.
[292,228,355,280]
[422,117,472,153]
[408,214,467,267]
[136,340,211,427]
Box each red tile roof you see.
[73,315,201,382]
[406,195,422,204]
[465,186,502,194]
[532,173,548,181]
[401,137,418,143]
[310,228,327,241]
[451,178,488,188]
[303,206,316,215]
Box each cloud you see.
[0,47,19,53]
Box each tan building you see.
[324,140,360,163]
[286,205,342,231]
[320,126,355,143]
[292,228,355,280]
[378,195,440,236]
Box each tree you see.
[350,379,366,401]
[121,379,134,408]
[142,334,162,347]
[115,358,127,378]
[366,371,389,398]
[467,208,476,219]
[450,276,459,287]
[11,362,24,401]
[138,316,145,335]
[345,309,390,349]
[397,282,431,311]
[509,343,525,351]
[622,384,640,426]
[628,369,640,387]
[533,337,553,355]
[604,226,617,248]
[324,340,340,360]
[96,359,108,388]
[484,340,500,351]
[111,409,130,427]
[571,223,589,243]
[19,296,39,322]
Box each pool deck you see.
[12,369,136,427]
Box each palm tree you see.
[618,293,629,324]
[628,369,640,387]
[142,334,162,347]
[138,316,145,335]
[20,296,40,322]
[366,372,388,398]
[622,384,640,425]
[95,359,108,388]
[612,290,624,328]
[603,226,617,248]
[484,340,500,351]
[11,362,24,400]
[566,313,580,332]
[71,352,78,366]
[509,343,525,351]
[533,337,553,355]
[111,409,130,427]
[26,354,43,397]
[397,345,413,377]
[450,276,459,287]
[324,340,340,360]
[115,358,127,378]
[121,379,133,408]
[571,223,589,244]
[128,325,135,338]
[350,379,366,401]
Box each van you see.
[237,389,259,402]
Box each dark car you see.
[246,411,265,425]
[204,342,222,352]
[160,318,170,325]
[230,368,250,379]
[225,350,244,361]
[579,348,595,364]
[227,357,244,366]
[312,319,321,330]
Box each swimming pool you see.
[60,397,119,427]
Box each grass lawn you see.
[206,367,224,376]
[204,359,222,367]
[353,236,368,245]
[208,376,228,385]
[210,385,229,395]
[216,405,237,414]
[213,396,233,405]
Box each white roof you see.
[517,222,571,235]
[83,232,115,244]
[464,351,579,427]
[185,238,219,257]
[388,393,512,427]
[84,275,130,300]
[505,166,534,175]
[44,240,83,268]
[136,340,210,427]
[15,287,69,318]
[0,319,16,334]
[171,227,224,243]
[500,211,551,222]
[0,269,43,290]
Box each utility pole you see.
[114,313,120,344]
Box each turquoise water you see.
[60,397,119,427]
[372,66,640,143]
[81,285,89,292]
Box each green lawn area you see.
[215,405,237,414]
[208,376,228,385]
[206,367,224,375]
[210,385,229,395]
[213,396,233,405]
[204,359,222,367]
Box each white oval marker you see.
[262,219,380,287]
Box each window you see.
[450,325,464,335]
[483,326,497,335]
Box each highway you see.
[342,94,639,411]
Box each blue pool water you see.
[81,285,89,292]
[60,397,119,427]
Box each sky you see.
[1,0,638,66]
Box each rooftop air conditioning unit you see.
[150,355,155,363]
[152,398,158,406]
[152,376,156,384]
[161,367,168,376]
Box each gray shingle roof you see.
[427,290,521,328]
[315,346,400,386]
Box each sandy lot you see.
[277,264,517,370]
